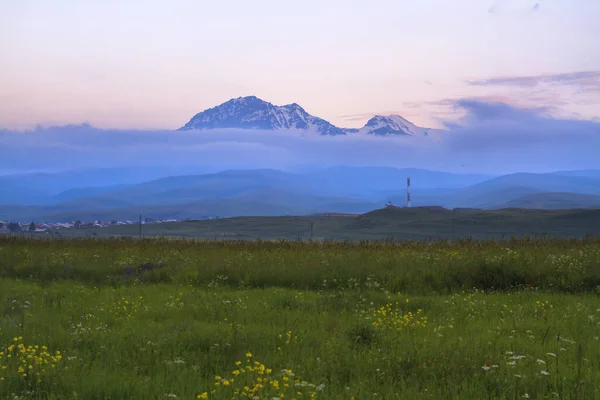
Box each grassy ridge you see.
[1,237,600,399]
[11,207,600,242]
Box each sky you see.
[1,0,599,130]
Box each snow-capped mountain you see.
[358,115,429,136]
[179,96,346,135]
[179,95,445,139]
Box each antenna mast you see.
[407,176,411,208]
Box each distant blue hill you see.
[2,168,600,222]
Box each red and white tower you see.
[407,176,411,208]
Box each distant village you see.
[0,217,219,234]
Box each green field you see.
[1,236,600,399]
[14,207,600,241]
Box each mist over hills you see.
[2,99,599,177]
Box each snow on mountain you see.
[358,115,422,136]
[179,96,445,139]
[351,115,446,142]
[179,96,346,136]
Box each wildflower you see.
[540,370,550,376]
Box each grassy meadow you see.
[0,236,599,399]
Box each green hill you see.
[27,207,600,241]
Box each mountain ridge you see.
[5,168,600,222]
[179,96,346,135]
[179,96,439,136]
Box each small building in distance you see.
[384,201,400,209]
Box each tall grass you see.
[1,236,599,294]
[0,236,599,399]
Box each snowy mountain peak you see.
[179,96,345,135]
[352,114,443,139]
[179,96,444,138]
[227,95,266,106]
[361,115,420,136]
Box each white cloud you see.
[1,101,599,175]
